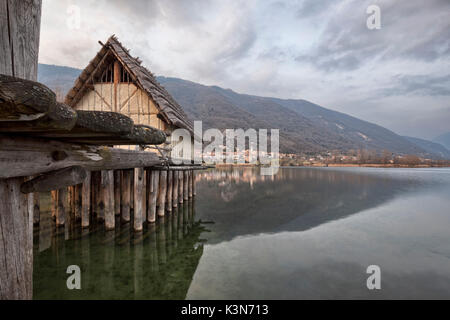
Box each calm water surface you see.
[33,167,450,299]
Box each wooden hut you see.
[64,35,194,160]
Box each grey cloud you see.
[297,0,450,72]
[381,74,450,96]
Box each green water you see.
[33,167,450,299]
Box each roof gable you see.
[65,35,193,133]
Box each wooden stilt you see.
[103,170,115,230]
[188,170,193,198]
[157,170,167,216]
[97,171,105,221]
[183,170,189,201]
[68,186,74,217]
[81,171,91,228]
[178,171,183,204]
[51,190,58,220]
[0,178,33,299]
[130,172,134,211]
[33,193,40,225]
[192,171,196,196]
[134,168,144,231]
[148,170,159,223]
[166,171,173,212]
[172,170,178,208]
[114,170,121,216]
[74,184,82,221]
[121,169,131,223]
[56,188,67,226]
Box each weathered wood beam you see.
[114,170,121,216]
[147,170,159,223]
[20,166,87,193]
[172,170,178,208]
[0,177,32,299]
[134,167,144,231]
[81,171,91,228]
[166,170,173,212]
[188,170,193,198]
[157,170,167,216]
[56,187,66,226]
[0,134,163,178]
[183,170,189,201]
[103,170,114,230]
[121,169,131,223]
[178,170,184,204]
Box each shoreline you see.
[212,163,450,169]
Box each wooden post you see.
[0,178,32,299]
[0,0,42,299]
[183,170,189,201]
[192,171,196,196]
[178,170,184,204]
[188,170,193,198]
[147,170,159,223]
[56,187,66,226]
[103,170,114,231]
[33,193,40,224]
[74,184,82,221]
[81,171,91,228]
[157,170,167,216]
[68,185,74,217]
[96,171,104,221]
[51,190,58,220]
[172,170,178,208]
[114,170,121,216]
[121,169,131,223]
[134,167,144,231]
[166,170,173,212]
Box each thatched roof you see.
[65,35,193,133]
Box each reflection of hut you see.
[64,35,194,159]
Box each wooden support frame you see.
[157,170,167,216]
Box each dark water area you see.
[33,167,450,299]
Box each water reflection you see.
[33,198,206,299]
[34,167,450,299]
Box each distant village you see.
[202,148,450,167]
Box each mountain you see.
[403,136,450,159]
[433,132,450,150]
[37,63,438,157]
[157,76,425,155]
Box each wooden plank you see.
[0,134,163,178]
[147,170,158,223]
[183,170,189,201]
[172,170,178,208]
[20,166,87,193]
[157,170,167,216]
[133,167,144,231]
[121,169,131,223]
[114,170,121,216]
[81,171,91,228]
[0,177,32,299]
[103,170,114,230]
[0,0,12,75]
[166,170,173,212]
[56,187,66,226]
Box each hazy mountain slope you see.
[38,64,81,97]
[38,63,434,156]
[403,136,450,159]
[433,132,450,150]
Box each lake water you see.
[33,167,450,299]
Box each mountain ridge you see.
[37,63,448,159]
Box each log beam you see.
[20,166,87,193]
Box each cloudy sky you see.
[39,0,449,140]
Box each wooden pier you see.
[0,0,205,300]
